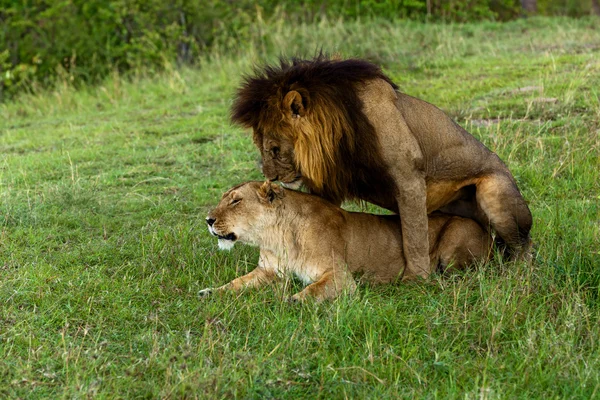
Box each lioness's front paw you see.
[288,294,304,303]
[198,288,214,297]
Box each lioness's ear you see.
[258,181,284,204]
[283,90,307,118]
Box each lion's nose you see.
[206,217,216,227]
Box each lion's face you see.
[206,181,284,250]
[257,134,303,190]
[247,89,348,201]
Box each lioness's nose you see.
[206,217,215,227]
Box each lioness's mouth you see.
[208,226,237,251]
[216,232,237,241]
[208,225,237,243]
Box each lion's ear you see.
[258,181,284,204]
[283,90,306,118]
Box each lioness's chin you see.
[281,179,303,190]
[218,239,236,251]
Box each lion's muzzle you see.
[281,178,303,190]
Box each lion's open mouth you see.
[208,228,237,242]
[216,232,237,241]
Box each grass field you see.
[1,16,599,398]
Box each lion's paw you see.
[198,288,214,297]
[287,294,303,303]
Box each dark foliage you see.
[0,0,595,100]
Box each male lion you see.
[231,56,532,279]
[202,181,492,302]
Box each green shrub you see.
[0,0,595,100]
[0,0,243,99]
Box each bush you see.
[0,0,595,100]
[0,0,254,99]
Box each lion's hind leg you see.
[475,173,533,261]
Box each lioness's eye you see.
[230,198,241,206]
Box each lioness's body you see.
[204,182,492,302]
[231,57,533,280]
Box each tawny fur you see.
[231,56,533,279]
[202,182,493,302]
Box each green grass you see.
[1,16,599,398]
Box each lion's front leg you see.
[396,177,431,280]
[199,249,280,297]
[198,267,278,296]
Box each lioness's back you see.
[337,209,490,282]
[283,189,490,283]
[340,211,405,282]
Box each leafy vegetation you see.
[1,16,599,398]
[1,0,598,99]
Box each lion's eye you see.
[229,198,241,206]
[271,147,280,158]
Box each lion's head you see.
[231,56,396,204]
[206,181,284,250]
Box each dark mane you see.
[231,55,397,129]
[230,55,398,205]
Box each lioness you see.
[231,56,532,280]
[202,181,492,302]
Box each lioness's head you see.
[206,181,285,250]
